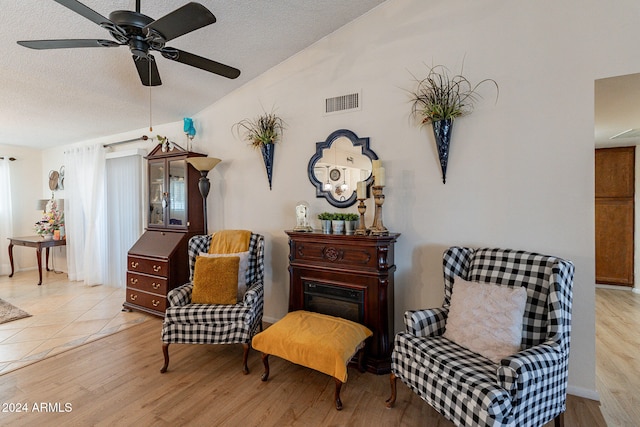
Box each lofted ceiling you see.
[0,0,386,149]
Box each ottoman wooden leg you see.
[261,353,270,381]
[385,372,397,408]
[357,347,366,373]
[334,378,343,411]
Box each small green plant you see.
[318,212,334,220]
[344,213,359,221]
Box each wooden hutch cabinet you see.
[123,144,205,317]
[286,230,400,374]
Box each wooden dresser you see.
[123,144,205,317]
[286,230,400,374]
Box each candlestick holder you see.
[369,186,388,236]
[354,199,368,235]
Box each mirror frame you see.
[308,129,378,208]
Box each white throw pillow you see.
[199,251,250,301]
[443,277,528,363]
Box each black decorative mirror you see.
[308,129,378,208]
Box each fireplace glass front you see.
[303,281,364,323]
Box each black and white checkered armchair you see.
[160,232,265,375]
[386,247,574,427]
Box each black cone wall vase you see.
[432,119,453,184]
[260,143,275,190]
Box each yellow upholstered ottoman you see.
[252,310,372,410]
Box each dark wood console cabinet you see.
[286,230,400,374]
[123,144,205,317]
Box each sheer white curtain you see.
[0,158,14,275]
[106,154,144,287]
[64,145,107,285]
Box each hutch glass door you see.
[168,159,187,228]
[149,160,165,226]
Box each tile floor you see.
[0,268,150,374]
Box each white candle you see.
[375,167,385,186]
[371,159,382,171]
[357,181,366,199]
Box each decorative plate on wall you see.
[48,170,59,191]
[329,168,341,181]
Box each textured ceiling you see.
[0,0,386,149]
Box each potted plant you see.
[344,213,359,234]
[233,111,285,190]
[318,212,333,233]
[410,64,498,183]
[331,213,345,234]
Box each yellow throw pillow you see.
[191,256,240,305]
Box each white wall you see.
[0,143,44,270]
[41,0,640,399]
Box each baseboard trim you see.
[263,315,280,325]
[567,385,600,401]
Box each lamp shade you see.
[186,157,221,172]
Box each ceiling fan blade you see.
[161,48,240,79]
[53,0,113,26]
[143,3,216,42]
[133,55,162,86]
[17,39,120,49]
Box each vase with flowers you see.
[35,198,64,240]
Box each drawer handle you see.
[152,282,160,290]
[152,300,160,307]
[153,265,162,273]
[130,261,139,269]
[130,294,138,301]
[130,278,138,285]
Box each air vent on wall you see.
[325,92,361,115]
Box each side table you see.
[8,236,66,285]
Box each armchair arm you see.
[243,280,264,307]
[242,280,264,325]
[404,307,448,337]
[496,340,565,394]
[167,283,193,308]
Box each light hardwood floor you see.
[0,285,635,426]
[595,288,640,426]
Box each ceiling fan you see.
[17,0,241,86]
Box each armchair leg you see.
[554,412,565,427]
[385,372,397,408]
[242,343,250,375]
[160,343,170,373]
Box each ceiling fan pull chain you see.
[149,59,153,132]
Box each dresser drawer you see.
[126,272,168,294]
[128,256,169,277]
[126,289,167,312]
